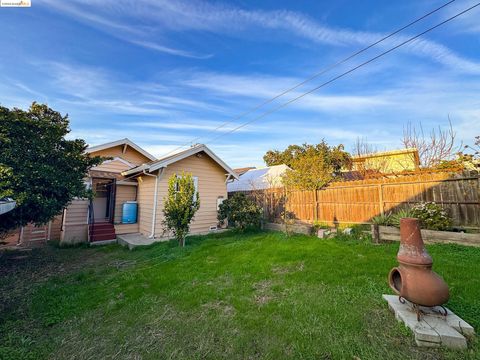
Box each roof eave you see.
[86,138,156,161]
[147,145,239,180]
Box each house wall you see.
[60,199,89,245]
[89,145,151,166]
[352,151,419,173]
[0,215,62,249]
[114,184,137,223]
[137,174,156,236]
[113,184,139,234]
[136,152,227,238]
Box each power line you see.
[204,2,480,144]
[157,0,456,158]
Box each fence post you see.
[371,224,380,244]
[313,190,318,221]
[378,184,384,216]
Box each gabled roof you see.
[227,164,290,192]
[123,144,239,179]
[85,138,156,161]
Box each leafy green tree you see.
[218,193,262,231]
[264,141,352,190]
[0,103,102,235]
[162,172,200,247]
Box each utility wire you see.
[157,0,456,158]
[205,2,480,144]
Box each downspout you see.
[142,168,164,239]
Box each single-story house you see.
[351,148,420,174]
[60,138,238,245]
[227,164,290,193]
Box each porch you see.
[60,171,140,245]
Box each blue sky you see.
[1,0,479,167]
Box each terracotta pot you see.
[388,218,449,307]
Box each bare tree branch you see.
[402,117,459,168]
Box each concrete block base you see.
[383,294,474,349]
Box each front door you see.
[92,178,115,222]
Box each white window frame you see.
[175,175,199,202]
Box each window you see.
[175,175,198,202]
[217,196,224,210]
[193,176,199,203]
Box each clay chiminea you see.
[388,218,449,307]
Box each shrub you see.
[390,208,415,228]
[371,213,393,226]
[162,172,200,247]
[218,193,262,231]
[411,202,452,231]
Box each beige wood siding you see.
[135,152,228,238]
[115,223,139,234]
[91,159,133,173]
[60,199,89,244]
[114,185,137,224]
[89,145,151,166]
[137,174,156,236]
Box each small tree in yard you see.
[218,193,262,231]
[264,141,351,190]
[0,103,102,236]
[162,172,200,247]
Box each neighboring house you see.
[227,164,290,192]
[61,139,238,245]
[350,148,420,174]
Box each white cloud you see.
[37,0,480,72]
[182,71,392,112]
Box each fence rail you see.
[231,171,480,227]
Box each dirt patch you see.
[271,261,305,275]
[252,280,274,305]
[202,301,236,317]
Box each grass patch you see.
[0,230,479,359]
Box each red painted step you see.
[89,222,116,242]
[91,233,117,241]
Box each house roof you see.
[0,198,16,215]
[227,164,290,192]
[233,167,256,176]
[85,138,156,161]
[122,144,239,179]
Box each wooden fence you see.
[231,171,480,227]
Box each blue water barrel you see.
[122,201,137,224]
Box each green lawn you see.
[1,230,479,359]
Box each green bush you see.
[218,193,262,231]
[390,208,415,227]
[371,203,452,231]
[411,202,452,231]
[162,172,200,247]
[371,213,393,226]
